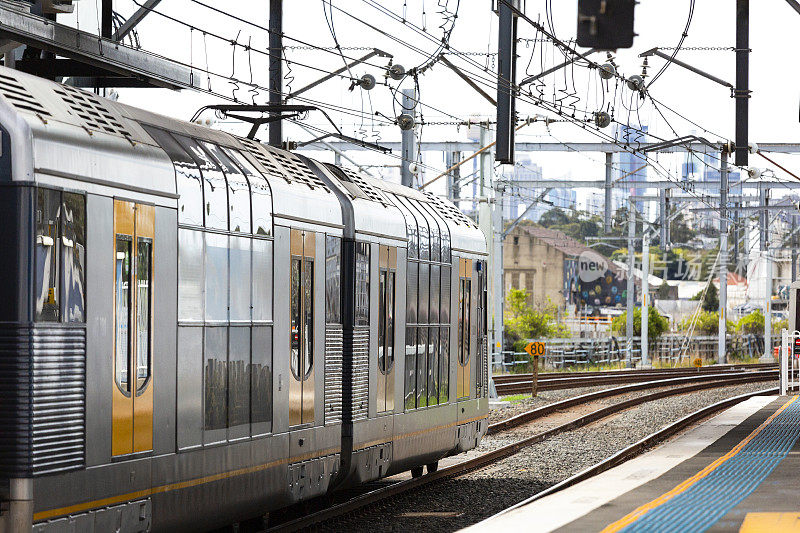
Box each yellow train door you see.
[112,200,154,456]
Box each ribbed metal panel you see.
[325,326,343,425]
[351,327,370,422]
[0,324,86,477]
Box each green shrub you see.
[737,310,765,335]
[611,307,669,338]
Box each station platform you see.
[467,395,800,532]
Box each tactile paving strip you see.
[609,396,800,533]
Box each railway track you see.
[266,370,776,532]
[493,363,777,396]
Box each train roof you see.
[0,65,485,254]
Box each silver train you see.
[0,65,489,532]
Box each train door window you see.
[112,201,154,456]
[252,238,273,322]
[404,327,416,410]
[205,232,229,322]
[224,148,273,236]
[378,246,396,413]
[463,279,472,364]
[135,237,152,390]
[143,126,204,227]
[325,236,341,324]
[201,142,251,234]
[174,135,228,231]
[229,236,252,322]
[457,278,464,368]
[34,188,61,322]
[457,258,472,400]
[115,235,132,393]
[289,229,315,426]
[61,193,86,322]
[439,328,449,403]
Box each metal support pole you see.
[641,232,650,367]
[659,189,668,247]
[719,149,729,364]
[495,0,517,164]
[400,89,417,188]
[101,0,113,39]
[268,0,283,148]
[793,215,797,283]
[626,205,635,368]
[761,188,772,360]
[604,152,613,234]
[735,0,750,166]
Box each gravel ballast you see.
[326,382,772,533]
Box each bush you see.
[678,310,735,335]
[737,310,765,335]
[773,318,789,334]
[504,289,568,348]
[611,307,669,338]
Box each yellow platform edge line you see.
[739,512,800,533]
[601,396,799,533]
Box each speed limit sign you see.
[525,342,546,357]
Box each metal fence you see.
[780,329,800,395]
[493,334,781,373]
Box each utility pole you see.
[604,152,613,234]
[793,215,797,283]
[626,205,635,368]
[478,125,502,360]
[496,0,518,164]
[761,187,772,360]
[659,189,669,247]
[400,88,417,188]
[718,148,729,364]
[641,231,650,367]
[446,151,462,202]
[268,0,283,148]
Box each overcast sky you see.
[60,1,800,206]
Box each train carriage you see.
[0,65,488,533]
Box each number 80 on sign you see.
[525,342,545,357]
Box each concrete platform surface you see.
[466,395,800,532]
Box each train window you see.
[325,236,341,324]
[378,270,386,373]
[418,203,441,263]
[439,328,449,403]
[115,235,132,393]
[202,142,251,234]
[143,126,204,227]
[229,236,252,322]
[204,232,229,322]
[458,279,464,367]
[392,195,418,259]
[61,192,85,323]
[428,327,439,406]
[441,229,451,264]
[34,188,61,322]
[409,201,430,261]
[441,266,451,324]
[251,326,273,431]
[290,257,301,380]
[355,242,370,326]
[228,326,251,429]
[177,326,203,449]
[416,327,427,408]
[135,237,152,391]
[463,279,472,365]
[223,148,273,236]
[178,229,204,322]
[175,135,228,231]
[430,264,440,324]
[406,261,418,325]
[387,271,395,371]
[303,259,314,378]
[418,261,429,324]
[252,239,273,322]
[204,326,228,431]
[404,327,416,410]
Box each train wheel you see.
[411,466,424,478]
[426,462,439,473]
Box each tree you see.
[669,211,696,245]
[678,311,735,335]
[691,284,719,312]
[538,208,570,228]
[504,288,568,350]
[657,280,672,299]
[737,310,765,335]
[611,307,669,338]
